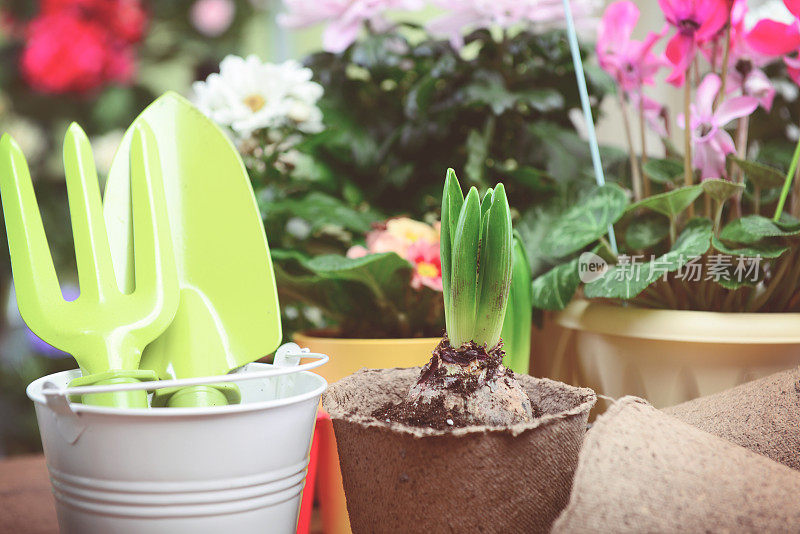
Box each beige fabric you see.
[665,366,800,470]
[553,396,800,533]
[322,367,596,534]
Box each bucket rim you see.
[27,364,327,417]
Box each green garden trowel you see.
[0,123,179,408]
[104,92,282,408]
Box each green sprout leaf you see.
[449,186,481,347]
[501,233,532,373]
[474,184,513,348]
[441,168,464,317]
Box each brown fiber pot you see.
[553,396,800,532]
[322,367,597,533]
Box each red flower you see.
[20,0,147,95]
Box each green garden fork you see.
[0,123,179,408]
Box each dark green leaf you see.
[540,184,628,258]
[711,236,788,258]
[702,179,744,203]
[465,128,489,184]
[625,214,669,250]
[531,256,581,310]
[729,157,785,189]
[630,184,703,218]
[585,218,713,299]
[643,159,684,184]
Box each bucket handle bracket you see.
[42,380,86,444]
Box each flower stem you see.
[683,67,694,216]
[715,26,731,111]
[773,133,800,222]
[619,92,643,201]
[638,93,651,197]
[732,115,749,218]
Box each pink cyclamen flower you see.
[190,0,235,37]
[747,0,800,85]
[678,73,758,179]
[597,1,667,93]
[659,0,729,85]
[407,241,443,292]
[700,0,776,110]
[428,0,600,49]
[279,0,421,54]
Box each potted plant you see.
[530,0,800,407]
[323,170,596,533]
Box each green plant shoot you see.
[441,169,513,349]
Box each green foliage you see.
[643,159,684,184]
[539,184,627,258]
[584,218,713,299]
[304,28,616,216]
[271,250,444,338]
[629,185,704,218]
[530,256,581,311]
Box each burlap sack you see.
[322,367,596,534]
[553,396,800,533]
[665,366,800,470]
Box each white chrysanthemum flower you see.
[192,55,324,138]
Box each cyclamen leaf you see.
[720,215,800,244]
[629,184,703,218]
[584,218,713,299]
[625,214,669,250]
[643,159,684,184]
[711,236,788,259]
[531,256,581,311]
[702,179,744,203]
[729,157,785,189]
[539,184,628,258]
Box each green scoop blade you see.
[103,92,282,407]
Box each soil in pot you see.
[323,361,596,533]
[373,338,541,430]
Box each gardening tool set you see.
[1,93,328,533]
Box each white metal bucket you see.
[26,351,328,534]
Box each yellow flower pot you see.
[293,332,439,534]
[555,299,800,408]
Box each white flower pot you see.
[26,361,326,534]
[556,299,800,407]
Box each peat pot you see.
[323,367,596,533]
[557,299,800,407]
[26,360,327,534]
